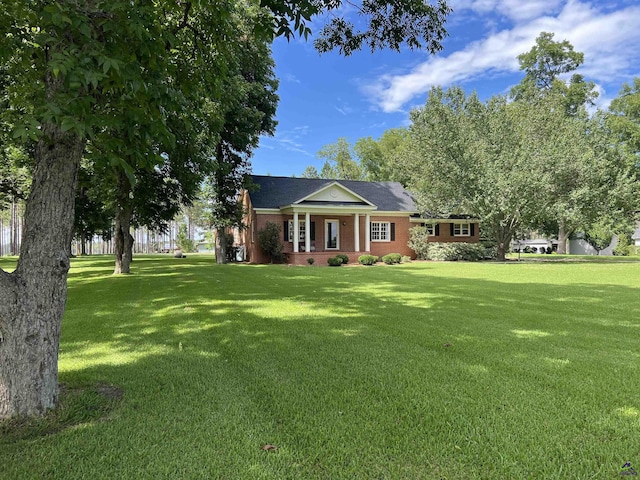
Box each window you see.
[453,223,470,236]
[425,223,435,235]
[287,220,306,242]
[371,222,390,242]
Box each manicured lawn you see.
[1,255,639,478]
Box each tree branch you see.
[173,2,192,36]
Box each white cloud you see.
[451,0,565,22]
[366,1,640,112]
[270,126,314,157]
[283,73,301,84]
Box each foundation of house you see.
[286,251,368,266]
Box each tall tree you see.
[301,165,321,178]
[402,87,592,260]
[511,31,598,116]
[209,18,278,264]
[355,128,408,182]
[316,137,364,180]
[0,0,451,420]
[512,32,599,252]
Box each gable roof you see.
[248,175,418,212]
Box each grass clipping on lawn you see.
[1,254,639,479]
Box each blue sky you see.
[251,0,640,177]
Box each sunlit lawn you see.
[1,254,639,479]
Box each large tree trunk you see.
[0,123,84,419]
[215,229,228,264]
[113,170,134,274]
[557,222,569,254]
[493,223,513,262]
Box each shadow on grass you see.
[3,256,639,478]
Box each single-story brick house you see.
[239,175,480,265]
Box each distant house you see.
[239,175,480,265]
[633,223,640,253]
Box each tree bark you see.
[215,229,228,264]
[0,122,84,419]
[557,222,569,254]
[113,170,134,274]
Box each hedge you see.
[426,242,496,261]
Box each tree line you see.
[302,33,639,260]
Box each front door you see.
[326,220,339,250]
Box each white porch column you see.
[365,214,371,252]
[354,214,360,252]
[293,212,299,253]
[305,212,311,252]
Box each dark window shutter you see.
[471,223,475,236]
[284,221,288,241]
[390,223,395,241]
[450,223,454,236]
[435,224,440,236]
[310,221,315,241]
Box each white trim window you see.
[454,223,470,236]
[371,221,390,242]
[288,220,306,242]
[425,223,435,235]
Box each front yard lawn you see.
[2,255,639,478]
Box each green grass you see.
[1,255,640,479]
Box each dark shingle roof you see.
[248,175,418,212]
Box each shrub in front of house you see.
[614,233,632,256]
[258,221,285,263]
[358,254,377,265]
[327,256,343,266]
[408,226,429,260]
[307,257,315,265]
[382,253,402,264]
[427,242,494,261]
[335,253,349,264]
[401,255,411,263]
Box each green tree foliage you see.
[0,145,30,210]
[317,137,364,180]
[511,32,598,116]
[301,165,321,178]
[583,219,615,255]
[264,0,451,56]
[609,78,640,172]
[73,162,113,255]
[354,128,408,182]
[402,86,591,261]
[175,224,196,253]
[305,129,409,182]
